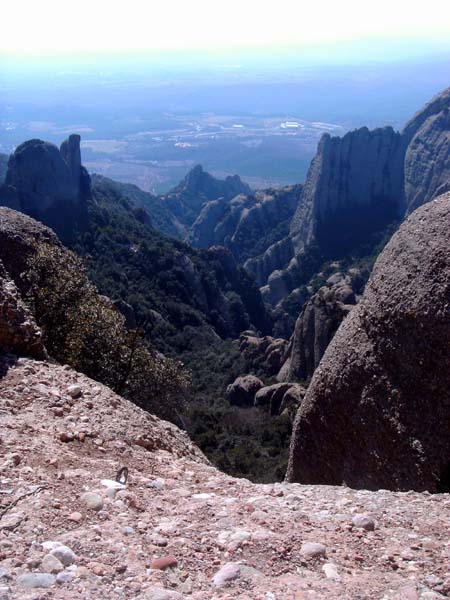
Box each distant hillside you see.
[161,164,252,233]
[91,174,181,238]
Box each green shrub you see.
[25,242,190,420]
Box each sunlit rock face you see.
[290,126,405,257]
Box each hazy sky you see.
[2,0,450,56]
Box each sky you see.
[2,0,450,56]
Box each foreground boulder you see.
[287,193,450,492]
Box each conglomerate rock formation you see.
[287,192,450,493]
[0,356,449,599]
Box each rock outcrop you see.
[287,192,450,492]
[187,186,300,276]
[402,87,450,214]
[225,374,264,406]
[239,332,289,377]
[0,135,90,241]
[3,135,90,214]
[261,87,450,309]
[290,126,404,257]
[280,273,358,383]
[244,236,295,287]
[254,382,296,416]
[162,165,251,231]
[0,207,61,287]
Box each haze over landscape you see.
[2,1,450,190]
[0,2,450,599]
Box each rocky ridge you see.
[262,86,450,312]
[161,165,252,233]
[186,186,300,277]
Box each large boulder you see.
[225,375,264,407]
[287,193,450,492]
[254,382,293,415]
[238,332,289,377]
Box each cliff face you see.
[1,135,90,242]
[287,192,450,493]
[290,127,404,257]
[4,135,90,212]
[268,87,450,381]
[402,87,450,214]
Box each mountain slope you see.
[0,136,272,360]
[161,164,252,233]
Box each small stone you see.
[150,534,169,547]
[300,542,327,560]
[322,563,341,581]
[122,526,135,536]
[144,587,184,600]
[0,571,11,582]
[42,541,62,552]
[41,554,64,574]
[68,511,82,523]
[351,514,376,531]
[146,479,165,490]
[150,556,178,570]
[67,385,82,398]
[88,562,108,576]
[115,565,127,574]
[80,492,103,511]
[0,585,10,600]
[56,572,76,584]
[50,545,76,567]
[17,573,56,589]
[212,562,241,586]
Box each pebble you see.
[322,562,341,581]
[300,542,327,559]
[68,511,83,523]
[80,491,104,511]
[212,562,241,586]
[144,587,185,600]
[150,556,178,570]
[67,385,82,398]
[0,586,10,600]
[150,534,169,547]
[50,544,76,566]
[41,554,64,574]
[56,571,76,585]
[352,514,376,531]
[16,573,56,589]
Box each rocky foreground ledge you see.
[0,359,449,600]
